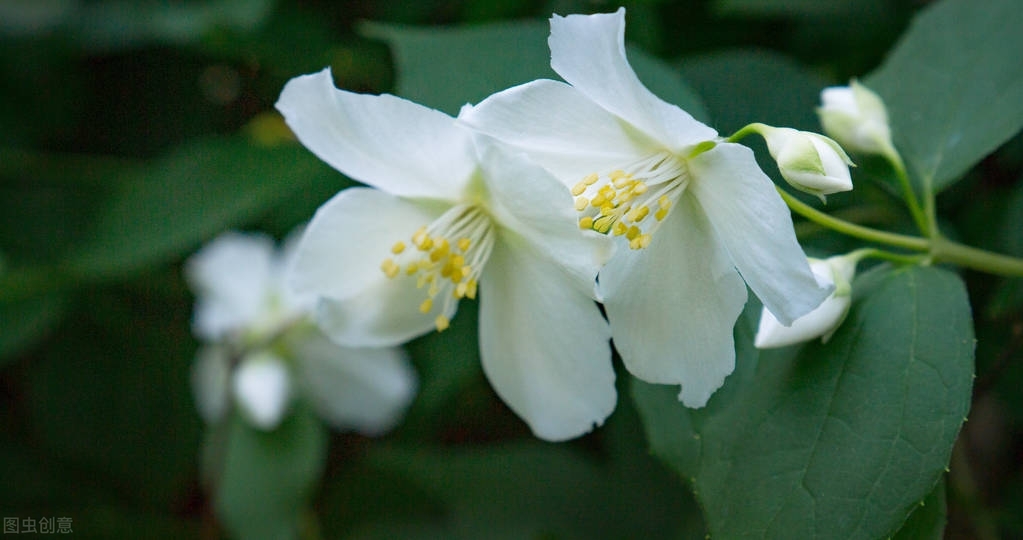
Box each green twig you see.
[779,187,1023,277]
[777,187,930,251]
[882,149,930,237]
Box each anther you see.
[381,258,399,278]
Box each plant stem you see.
[883,149,930,236]
[932,237,1023,277]
[779,187,1023,277]
[776,187,930,251]
[847,247,928,266]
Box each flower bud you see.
[758,125,854,201]
[754,255,857,349]
[817,80,894,156]
[233,352,292,430]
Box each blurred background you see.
[2,0,1021,538]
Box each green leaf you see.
[399,300,484,436]
[360,19,553,116]
[866,0,1023,192]
[713,0,888,18]
[363,19,707,120]
[632,265,974,539]
[69,0,274,51]
[892,478,947,540]
[215,404,328,540]
[24,300,201,508]
[0,293,67,364]
[679,48,827,133]
[64,136,342,281]
[366,437,698,540]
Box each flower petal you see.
[754,294,851,349]
[295,332,416,435]
[600,196,747,408]
[688,143,831,325]
[288,187,446,302]
[475,137,613,295]
[478,236,615,441]
[276,68,474,200]
[548,9,717,150]
[186,232,274,340]
[232,352,292,431]
[191,345,231,424]
[276,224,318,314]
[459,80,654,182]
[313,268,457,348]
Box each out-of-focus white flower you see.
[186,231,312,342]
[276,68,615,442]
[186,231,417,433]
[191,345,231,424]
[754,255,857,349]
[460,8,831,408]
[753,124,853,202]
[232,352,292,430]
[818,80,894,156]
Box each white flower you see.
[232,352,292,430]
[460,8,831,407]
[186,231,417,433]
[818,80,894,156]
[186,231,312,342]
[275,69,615,441]
[754,255,857,349]
[754,124,853,202]
[191,345,231,424]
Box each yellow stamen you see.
[378,204,494,336]
[381,258,399,278]
[429,239,450,262]
[593,216,614,234]
[571,153,686,250]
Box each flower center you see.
[571,152,688,250]
[379,204,494,332]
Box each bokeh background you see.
[2,0,1021,538]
